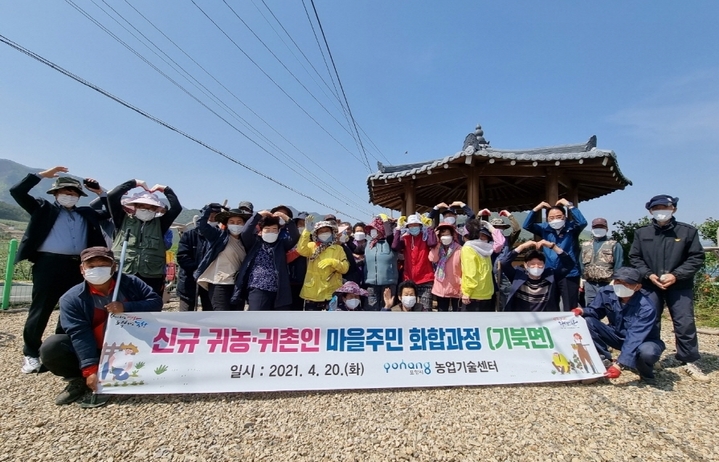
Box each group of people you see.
[9,166,710,406]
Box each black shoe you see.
[55,378,89,405]
[639,375,657,385]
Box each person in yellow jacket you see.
[460,218,505,312]
[297,219,349,310]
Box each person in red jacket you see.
[392,214,438,310]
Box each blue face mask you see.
[408,226,421,236]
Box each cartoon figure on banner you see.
[100,342,146,387]
[552,352,572,374]
[571,333,597,373]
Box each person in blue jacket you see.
[523,198,587,310]
[38,246,162,405]
[362,216,398,311]
[572,267,665,385]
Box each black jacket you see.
[629,218,705,291]
[176,227,208,301]
[10,174,106,263]
[232,212,300,308]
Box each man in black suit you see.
[10,166,107,374]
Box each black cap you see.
[294,211,309,222]
[612,267,642,285]
[271,205,294,219]
[238,201,254,214]
[645,195,678,210]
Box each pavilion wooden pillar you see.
[569,181,580,207]
[545,168,559,205]
[466,167,480,214]
[403,181,416,215]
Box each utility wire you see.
[0,34,365,221]
[190,0,372,172]
[309,0,373,171]
[121,0,372,211]
[96,0,373,214]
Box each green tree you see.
[610,217,651,266]
[695,217,719,246]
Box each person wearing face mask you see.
[392,213,438,310]
[232,210,299,311]
[523,198,587,311]
[382,280,426,311]
[580,218,624,307]
[194,204,249,311]
[176,207,226,312]
[500,239,574,312]
[428,201,476,226]
[38,247,162,405]
[347,222,367,281]
[107,179,182,297]
[287,212,310,310]
[429,224,463,311]
[460,219,505,312]
[572,267,665,384]
[491,212,521,311]
[337,223,363,285]
[297,220,349,310]
[10,167,108,374]
[629,195,709,382]
[334,281,368,311]
[363,217,398,310]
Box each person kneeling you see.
[572,267,665,384]
[39,247,163,405]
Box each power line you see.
[189,0,372,172]
[66,0,374,216]
[95,0,373,214]
[120,0,372,213]
[0,34,366,221]
[309,0,373,171]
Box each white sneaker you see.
[683,362,710,383]
[21,356,41,374]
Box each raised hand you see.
[383,287,394,309]
[135,180,149,191]
[499,210,510,217]
[436,202,449,209]
[479,208,491,216]
[150,184,167,193]
[39,166,69,178]
[450,201,466,208]
[83,178,102,195]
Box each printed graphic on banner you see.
[97,312,605,394]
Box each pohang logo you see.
[383,360,432,375]
[554,316,580,329]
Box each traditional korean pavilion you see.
[367,125,632,214]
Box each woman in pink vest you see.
[429,223,462,311]
[392,214,438,310]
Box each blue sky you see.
[1,1,717,229]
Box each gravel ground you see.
[1,303,719,462]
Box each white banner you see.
[97,312,605,394]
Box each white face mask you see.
[401,295,417,308]
[592,228,608,238]
[135,209,156,222]
[297,227,305,234]
[208,221,219,228]
[344,298,361,310]
[444,216,456,225]
[353,232,366,242]
[527,267,544,278]
[262,232,279,244]
[548,219,565,230]
[651,210,673,222]
[227,224,243,235]
[83,266,113,285]
[56,194,79,208]
[613,283,636,298]
[279,218,286,226]
[440,235,454,246]
[318,232,333,243]
[369,229,379,239]
[339,234,349,243]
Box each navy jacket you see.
[10,173,106,263]
[523,207,587,278]
[629,218,705,291]
[500,250,574,312]
[59,274,162,370]
[583,286,664,368]
[192,205,244,281]
[232,212,300,307]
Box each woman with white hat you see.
[107,179,182,296]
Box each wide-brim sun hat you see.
[335,281,369,297]
[122,192,166,214]
[215,208,252,224]
[313,220,338,236]
[46,177,87,197]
